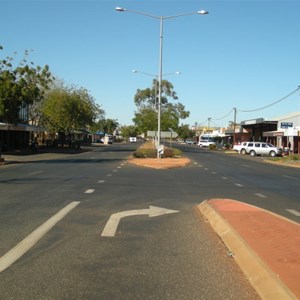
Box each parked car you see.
[240,142,282,157]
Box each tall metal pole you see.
[157,17,163,158]
[233,107,237,146]
[115,7,208,157]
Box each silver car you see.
[241,142,282,157]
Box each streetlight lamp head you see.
[132,70,137,73]
[197,10,209,15]
[115,7,127,12]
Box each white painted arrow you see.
[101,206,179,237]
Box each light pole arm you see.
[116,7,208,19]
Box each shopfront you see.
[263,112,300,154]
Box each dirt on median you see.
[128,157,191,169]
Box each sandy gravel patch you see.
[128,157,191,169]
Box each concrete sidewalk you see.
[198,199,300,300]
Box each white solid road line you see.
[0,201,80,273]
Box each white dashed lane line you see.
[84,189,95,194]
[242,164,250,168]
[28,170,44,176]
[254,193,267,198]
[235,183,243,187]
[98,180,105,183]
[282,175,298,180]
[286,209,300,217]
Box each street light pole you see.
[157,16,163,157]
[116,7,209,157]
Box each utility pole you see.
[233,107,237,145]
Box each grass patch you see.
[268,154,300,162]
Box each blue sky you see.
[1,0,299,128]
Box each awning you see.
[263,131,284,137]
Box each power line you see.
[238,86,300,113]
[211,108,234,121]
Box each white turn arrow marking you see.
[101,206,179,237]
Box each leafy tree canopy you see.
[90,118,119,135]
[0,46,54,124]
[41,84,103,135]
[120,125,139,139]
[133,79,189,134]
[177,124,195,140]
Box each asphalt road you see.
[1,142,298,299]
[175,142,300,223]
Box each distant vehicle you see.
[185,139,193,145]
[239,142,282,157]
[101,134,113,144]
[129,137,137,143]
[198,135,216,148]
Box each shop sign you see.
[281,122,293,129]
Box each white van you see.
[198,136,216,147]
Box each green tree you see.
[120,125,139,139]
[177,124,194,140]
[41,85,103,137]
[133,79,189,134]
[0,46,53,124]
[92,118,119,135]
[133,108,157,133]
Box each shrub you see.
[172,148,182,157]
[162,148,174,158]
[133,148,157,158]
[209,144,217,150]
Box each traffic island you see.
[197,199,299,300]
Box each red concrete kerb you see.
[198,199,300,300]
